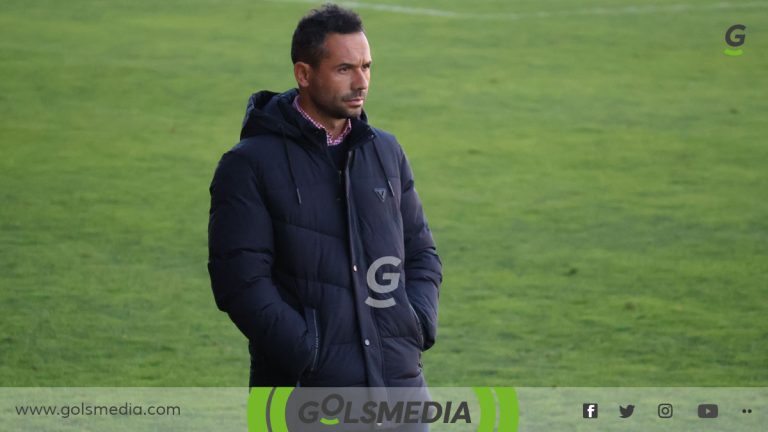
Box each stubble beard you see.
[311,91,365,120]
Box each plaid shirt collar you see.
[292,95,351,147]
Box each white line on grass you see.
[269,0,463,17]
[267,0,768,20]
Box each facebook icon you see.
[583,403,599,419]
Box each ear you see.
[293,62,312,88]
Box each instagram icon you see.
[658,403,673,418]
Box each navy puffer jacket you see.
[208,89,442,387]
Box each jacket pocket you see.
[407,302,425,350]
[304,307,321,374]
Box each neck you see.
[297,93,346,137]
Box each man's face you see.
[303,32,371,120]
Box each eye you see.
[338,66,349,73]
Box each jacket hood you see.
[239,88,369,141]
[238,89,379,207]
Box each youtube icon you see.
[698,404,719,419]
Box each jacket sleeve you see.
[399,151,443,351]
[207,150,312,379]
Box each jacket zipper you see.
[309,309,320,373]
[344,148,387,381]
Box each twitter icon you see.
[619,405,635,418]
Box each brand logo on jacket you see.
[374,187,386,202]
[365,256,401,308]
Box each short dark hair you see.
[291,3,364,67]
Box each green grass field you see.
[1,0,766,387]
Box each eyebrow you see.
[335,61,373,68]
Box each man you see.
[207,4,442,389]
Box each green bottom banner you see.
[1,387,765,431]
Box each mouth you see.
[345,98,364,107]
[344,94,366,107]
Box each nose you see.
[352,67,368,91]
